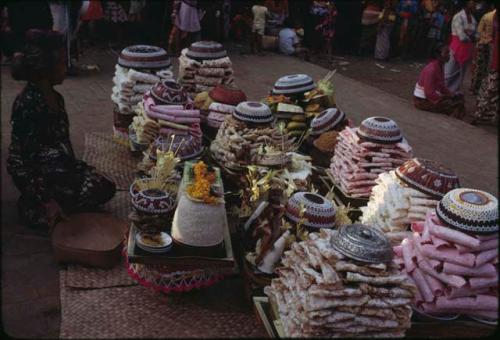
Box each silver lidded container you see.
[331,224,393,263]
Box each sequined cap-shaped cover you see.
[118,45,170,69]
[436,188,498,234]
[396,158,460,198]
[331,224,393,263]
[357,116,403,144]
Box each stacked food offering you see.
[394,188,498,321]
[308,108,350,168]
[129,152,180,254]
[268,74,316,140]
[178,41,234,98]
[210,101,296,171]
[330,117,413,199]
[171,161,227,255]
[361,158,460,244]
[265,225,416,337]
[112,45,173,141]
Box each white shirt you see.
[279,28,299,55]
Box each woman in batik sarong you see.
[444,0,477,93]
[374,0,397,60]
[8,29,115,231]
[471,11,498,124]
[470,4,496,94]
[413,45,466,119]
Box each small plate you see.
[468,315,498,326]
[136,232,172,249]
[412,305,460,321]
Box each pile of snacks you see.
[265,226,416,337]
[112,45,172,141]
[210,101,295,170]
[361,159,460,243]
[178,41,234,98]
[330,117,413,198]
[394,188,498,321]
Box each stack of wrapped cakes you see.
[330,117,413,199]
[394,188,498,321]
[210,101,293,170]
[265,225,416,337]
[361,158,460,243]
[178,41,234,98]
[112,45,173,141]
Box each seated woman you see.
[413,45,466,119]
[7,29,116,231]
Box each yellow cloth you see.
[477,10,496,45]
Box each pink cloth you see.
[431,235,450,249]
[443,262,496,278]
[422,272,445,296]
[446,285,491,299]
[402,238,416,273]
[475,249,498,267]
[427,214,480,249]
[436,295,498,311]
[449,35,475,65]
[418,258,466,288]
[412,268,434,302]
[478,238,498,251]
[411,221,425,233]
[159,128,189,136]
[421,245,475,267]
[469,276,498,290]
[151,107,200,117]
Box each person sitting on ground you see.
[8,29,116,232]
[413,44,466,119]
[278,18,310,60]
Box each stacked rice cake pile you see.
[204,84,246,129]
[265,227,415,338]
[330,117,413,199]
[111,45,172,141]
[393,188,498,320]
[361,159,460,243]
[210,101,292,170]
[178,41,234,98]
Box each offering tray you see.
[126,223,237,274]
[253,296,496,338]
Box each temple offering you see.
[112,45,172,141]
[361,158,460,244]
[330,117,413,199]
[393,188,498,321]
[210,101,296,171]
[178,41,234,98]
[171,161,227,253]
[265,225,416,337]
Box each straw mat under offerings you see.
[60,133,265,338]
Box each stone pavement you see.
[1,47,498,338]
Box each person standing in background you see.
[80,0,104,46]
[103,0,128,48]
[314,0,337,57]
[426,3,445,59]
[444,0,477,93]
[471,9,498,124]
[397,0,419,59]
[374,0,397,60]
[251,0,269,55]
[470,2,495,94]
[169,0,201,56]
[359,0,381,57]
[128,0,146,43]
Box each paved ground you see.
[1,46,498,338]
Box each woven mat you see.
[60,132,265,338]
[65,260,136,289]
[60,270,265,338]
[82,132,137,191]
